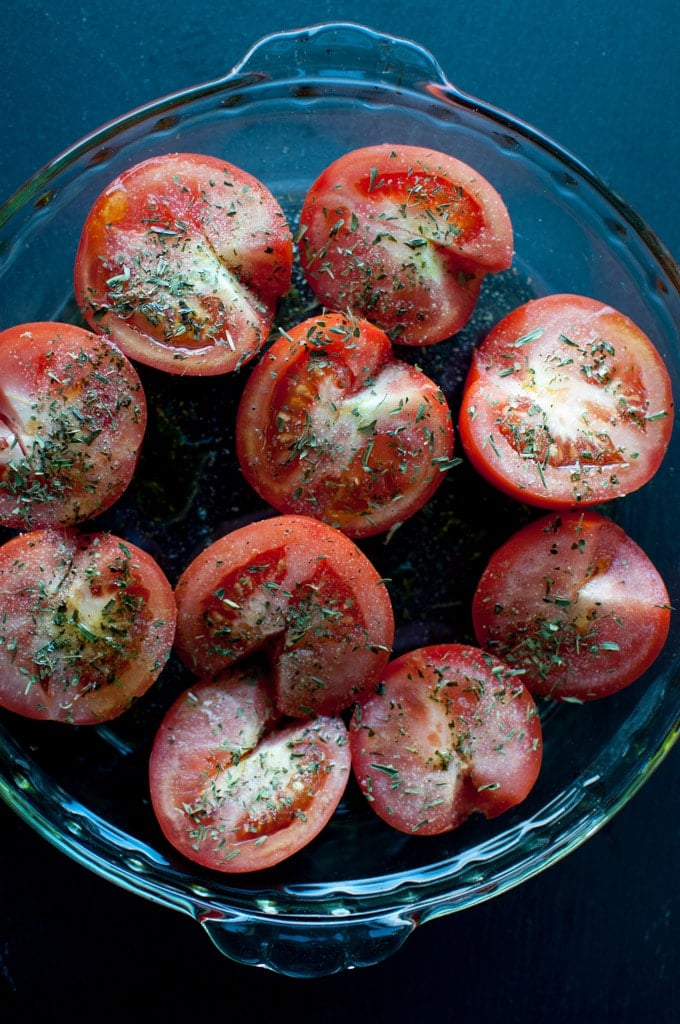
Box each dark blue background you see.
[1,2,678,1019]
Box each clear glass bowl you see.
[1,22,678,978]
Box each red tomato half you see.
[235,312,455,538]
[471,511,671,701]
[298,144,513,345]
[0,322,146,529]
[459,294,674,507]
[149,664,351,872]
[349,644,542,836]
[74,153,293,375]
[173,515,395,718]
[0,529,177,724]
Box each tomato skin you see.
[471,511,671,701]
[0,529,177,724]
[74,153,293,376]
[173,514,395,718]
[0,321,146,529]
[458,294,674,508]
[148,664,351,872]
[349,643,542,836]
[235,312,454,538]
[298,143,513,345]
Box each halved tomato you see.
[0,529,176,724]
[298,143,513,345]
[173,514,395,718]
[74,152,293,375]
[235,312,455,537]
[459,294,674,507]
[349,643,542,836]
[471,511,671,701]
[148,663,351,873]
[0,321,146,529]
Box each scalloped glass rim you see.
[1,21,679,971]
[2,672,676,918]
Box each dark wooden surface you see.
[1,2,678,1019]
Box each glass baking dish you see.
[0,22,678,977]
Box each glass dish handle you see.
[229,21,458,96]
[200,907,416,977]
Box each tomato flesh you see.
[149,664,351,872]
[472,511,671,700]
[349,643,542,835]
[0,529,177,724]
[459,294,674,507]
[298,144,513,345]
[236,312,455,537]
[0,321,146,529]
[74,153,293,375]
[173,515,395,718]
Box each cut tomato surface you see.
[0,529,176,724]
[298,143,513,345]
[349,643,542,836]
[459,293,674,507]
[471,511,671,701]
[148,664,351,872]
[74,152,293,375]
[173,514,395,718]
[0,321,146,529]
[236,312,455,537]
